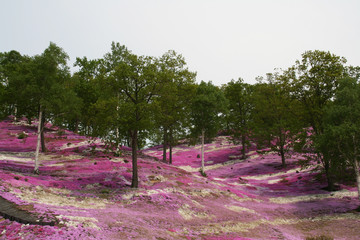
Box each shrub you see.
[17,132,27,139]
[200,170,207,177]
[100,188,111,194]
[57,129,65,136]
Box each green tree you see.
[190,81,227,176]
[252,73,301,167]
[17,43,75,174]
[0,50,34,120]
[71,57,104,134]
[290,50,347,190]
[105,42,161,188]
[223,78,253,159]
[154,50,196,164]
[318,77,360,200]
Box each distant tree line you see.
[1,43,359,198]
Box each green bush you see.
[17,132,27,139]
[57,129,65,136]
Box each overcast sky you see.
[1,0,359,85]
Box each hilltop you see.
[0,119,359,239]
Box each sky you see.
[1,0,359,86]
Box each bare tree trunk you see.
[34,109,42,174]
[40,110,47,152]
[280,146,286,168]
[169,144,173,164]
[241,134,246,159]
[169,127,173,165]
[131,130,138,188]
[74,119,79,133]
[279,130,286,167]
[201,128,205,175]
[324,157,335,191]
[354,158,360,201]
[27,116,32,125]
[353,135,360,201]
[14,106,17,122]
[163,127,167,162]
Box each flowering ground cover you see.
[0,118,359,239]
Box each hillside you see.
[0,119,359,240]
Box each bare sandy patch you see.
[0,152,34,163]
[178,204,213,220]
[13,186,108,209]
[225,205,258,214]
[244,167,303,181]
[58,139,102,150]
[269,189,358,204]
[109,157,124,162]
[199,213,360,235]
[56,215,100,229]
[178,158,247,172]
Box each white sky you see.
[1,0,359,85]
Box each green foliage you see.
[100,188,111,194]
[200,170,207,177]
[291,50,346,135]
[57,129,65,136]
[17,131,27,139]
[252,73,302,166]
[190,81,228,140]
[317,77,360,182]
[223,78,253,158]
[0,50,34,119]
[289,50,347,189]
[106,42,160,134]
[102,42,162,188]
[152,50,196,162]
[70,57,104,134]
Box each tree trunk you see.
[14,106,17,122]
[353,135,360,201]
[163,127,167,162]
[280,144,286,168]
[200,128,205,175]
[354,158,360,201]
[34,109,42,174]
[241,134,246,159]
[40,110,47,152]
[131,130,138,188]
[26,116,32,125]
[74,119,79,133]
[324,157,335,191]
[169,144,173,165]
[279,130,286,167]
[169,127,173,165]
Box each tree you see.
[1,43,76,174]
[26,43,75,173]
[70,57,104,134]
[154,50,196,164]
[252,73,301,167]
[317,77,360,200]
[0,50,34,120]
[105,42,160,188]
[190,81,227,176]
[223,78,253,159]
[290,50,347,190]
